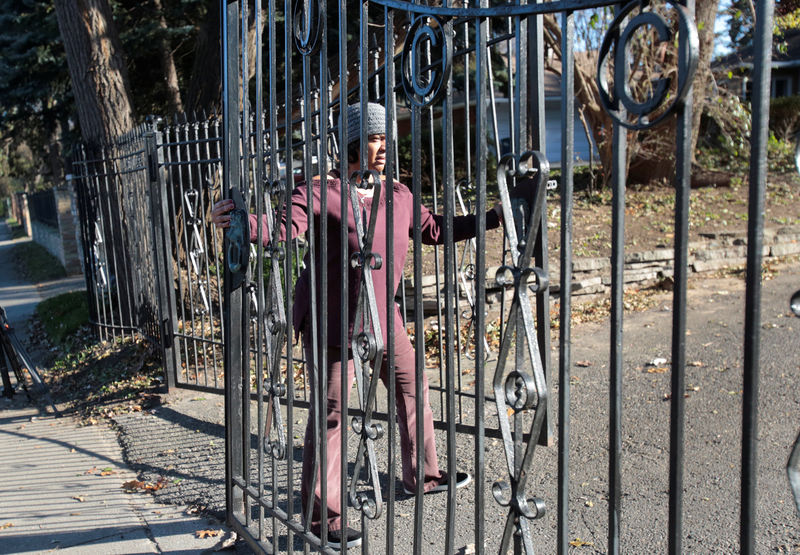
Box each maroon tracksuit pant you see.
[300,330,443,533]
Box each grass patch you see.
[6,218,27,239]
[36,291,89,345]
[13,242,66,281]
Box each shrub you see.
[769,94,800,142]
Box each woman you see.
[212,102,502,549]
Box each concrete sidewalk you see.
[0,221,243,554]
[0,222,84,327]
[0,394,238,554]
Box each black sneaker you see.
[328,527,363,550]
[404,471,472,495]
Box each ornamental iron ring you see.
[401,15,452,107]
[293,0,323,56]
[597,0,699,130]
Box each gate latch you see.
[226,207,250,289]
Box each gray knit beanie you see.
[346,102,385,144]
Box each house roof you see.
[713,28,800,71]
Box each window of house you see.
[772,75,792,98]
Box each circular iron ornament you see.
[401,15,452,107]
[353,493,379,519]
[495,265,517,287]
[521,267,549,292]
[464,263,476,281]
[349,169,381,189]
[517,495,546,520]
[266,310,282,334]
[492,480,512,507]
[355,332,377,362]
[365,421,384,441]
[366,253,382,270]
[596,0,699,130]
[269,441,286,460]
[350,416,383,440]
[504,370,538,411]
[267,244,286,262]
[293,0,322,56]
[350,251,382,270]
[271,383,287,398]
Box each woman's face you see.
[366,134,386,173]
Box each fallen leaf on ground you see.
[688,361,704,367]
[146,478,168,491]
[1,523,13,530]
[569,538,594,547]
[122,480,145,491]
[71,496,85,502]
[196,529,221,539]
[84,467,98,475]
[575,360,592,367]
[647,367,669,374]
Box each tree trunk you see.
[185,4,221,115]
[691,0,721,161]
[53,0,136,144]
[153,0,183,114]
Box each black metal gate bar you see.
[742,1,775,553]
[529,1,554,449]
[279,0,298,548]
[382,11,398,555]
[473,6,489,553]
[222,0,245,532]
[252,0,265,542]
[557,8,575,554]
[668,0,695,551]
[146,119,179,391]
[608,16,626,551]
[441,11,458,552]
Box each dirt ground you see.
[415,170,800,277]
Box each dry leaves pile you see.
[122,477,169,493]
[30,332,163,423]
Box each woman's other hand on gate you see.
[211,199,235,229]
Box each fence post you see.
[145,116,179,391]
[20,193,32,237]
[222,0,245,526]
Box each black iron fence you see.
[71,0,789,553]
[73,116,310,394]
[28,189,59,229]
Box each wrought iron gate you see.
[219,1,779,553]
